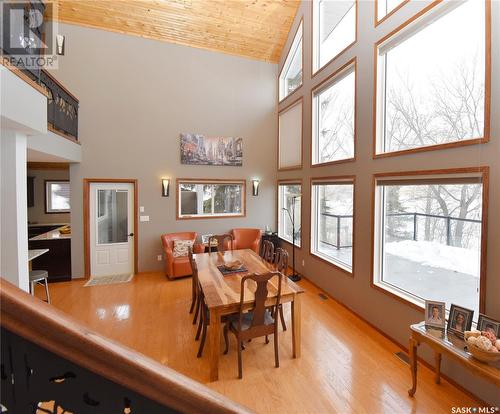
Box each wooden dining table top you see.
[194,249,304,312]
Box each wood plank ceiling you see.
[49,0,300,63]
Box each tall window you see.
[313,0,356,73]
[312,61,355,165]
[278,183,301,247]
[376,0,407,22]
[279,21,303,101]
[311,180,354,272]
[177,180,245,219]
[373,173,486,316]
[45,180,70,213]
[278,99,303,170]
[375,0,487,155]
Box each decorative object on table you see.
[201,234,213,244]
[424,300,446,329]
[172,239,194,257]
[265,225,272,234]
[447,304,474,337]
[464,329,500,362]
[282,195,301,282]
[180,133,243,166]
[217,261,247,275]
[477,314,500,337]
[208,234,234,253]
[58,225,71,235]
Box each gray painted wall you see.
[51,23,277,276]
[27,168,70,224]
[278,0,500,405]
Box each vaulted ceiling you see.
[49,0,300,63]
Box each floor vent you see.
[318,293,328,301]
[395,351,410,365]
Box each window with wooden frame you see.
[278,98,303,170]
[311,177,354,273]
[279,21,303,102]
[278,182,302,247]
[374,0,490,157]
[45,180,70,213]
[177,179,246,219]
[312,59,356,166]
[372,168,489,318]
[375,0,409,25]
[312,0,356,75]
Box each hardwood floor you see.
[37,272,479,413]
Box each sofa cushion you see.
[173,256,192,276]
[173,239,194,257]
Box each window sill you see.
[311,157,355,168]
[310,251,353,276]
[371,280,425,313]
[177,214,245,220]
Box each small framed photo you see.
[425,300,446,329]
[477,314,500,337]
[447,304,474,336]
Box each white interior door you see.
[89,182,134,277]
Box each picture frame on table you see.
[424,300,446,329]
[477,314,500,337]
[447,304,474,336]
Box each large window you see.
[311,179,354,272]
[278,99,303,170]
[279,21,303,101]
[375,0,488,155]
[373,172,487,317]
[312,61,355,165]
[376,0,407,23]
[313,0,356,73]
[278,183,301,247]
[177,179,245,219]
[45,180,70,213]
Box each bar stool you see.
[29,270,50,304]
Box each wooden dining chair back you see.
[208,234,234,253]
[273,248,289,274]
[261,240,275,263]
[223,271,282,378]
[188,247,198,314]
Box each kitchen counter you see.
[29,226,71,241]
[28,249,49,261]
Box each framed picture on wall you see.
[180,133,243,166]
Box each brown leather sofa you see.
[229,228,262,254]
[161,232,204,279]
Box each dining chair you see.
[261,240,275,263]
[223,271,282,379]
[188,247,198,317]
[208,234,234,253]
[273,248,289,331]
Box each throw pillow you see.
[173,239,194,258]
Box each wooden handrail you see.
[0,278,252,414]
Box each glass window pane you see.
[378,0,485,153]
[379,182,482,317]
[46,181,70,212]
[97,190,128,244]
[279,22,303,100]
[278,184,301,247]
[312,183,353,270]
[313,69,355,164]
[314,0,356,71]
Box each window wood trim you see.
[310,58,357,168]
[370,167,489,314]
[309,175,356,277]
[176,178,246,220]
[374,0,410,27]
[276,179,303,250]
[372,0,491,159]
[311,0,358,79]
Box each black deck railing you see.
[320,212,482,249]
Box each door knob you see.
[128,233,134,237]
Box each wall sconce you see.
[252,179,259,196]
[161,178,170,197]
[56,34,65,56]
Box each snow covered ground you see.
[385,240,480,277]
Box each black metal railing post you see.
[336,216,341,250]
[446,216,452,246]
[413,213,417,241]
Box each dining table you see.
[193,248,304,381]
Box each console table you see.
[408,322,500,397]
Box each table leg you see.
[208,309,221,382]
[408,337,418,397]
[435,352,442,384]
[292,294,301,358]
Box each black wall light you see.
[252,179,260,196]
[162,178,170,197]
